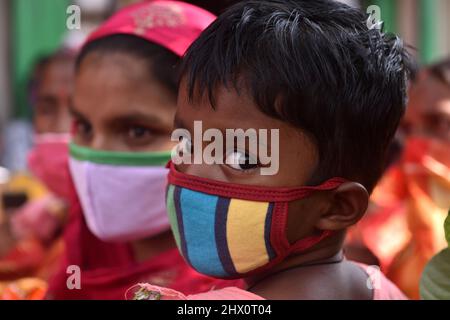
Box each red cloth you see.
[47,180,242,300]
[85,0,216,57]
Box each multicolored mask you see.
[165,161,346,279]
[69,143,172,243]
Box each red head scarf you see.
[84,0,216,56]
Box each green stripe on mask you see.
[69,142,172,166]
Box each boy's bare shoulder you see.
[250,261,373,300]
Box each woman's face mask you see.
[27,133,71,200]
[165,161,346,279]
[69,143,172,243]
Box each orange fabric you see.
[0,239,46,281]
[0,278,47,300]
[0,238,63,300]
[352,137,450,299]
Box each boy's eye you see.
[225,151,258,171]
[177,136,192,155]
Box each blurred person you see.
[0,49,76,294]
[347,58,450,299]
[30,50,75,134]
[11,49,78,242]
[401,59,450,142]
[385,58,450,299]
[47,1,241,300]
[1,49,75,172]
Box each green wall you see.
[12,0,69,118]
[418,0,439,64]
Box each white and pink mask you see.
[68,142,172,243]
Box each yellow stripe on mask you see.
[226,199,270,274]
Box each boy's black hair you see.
[76,34,180,96]
[181,0,415,192]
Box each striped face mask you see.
[69,143,172,243]
[166,161,346,279]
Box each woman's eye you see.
[73,119,92,139]
[127,126,152,139]
[225,151,258,171]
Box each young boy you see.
[143,0,413,300]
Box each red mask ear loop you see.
[270,202,336,258]
[289,230,335,254]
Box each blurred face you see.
[72,52,176,152]
[403,70,450,142]
[33,58,74,134]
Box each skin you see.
[175,79,372,299]
[402,69,450,142]
[33,57,75,134]
[72,52,178,262]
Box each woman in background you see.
[0,49,76,299]
[47,1,241,300]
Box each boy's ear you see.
[315,182,369,231]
